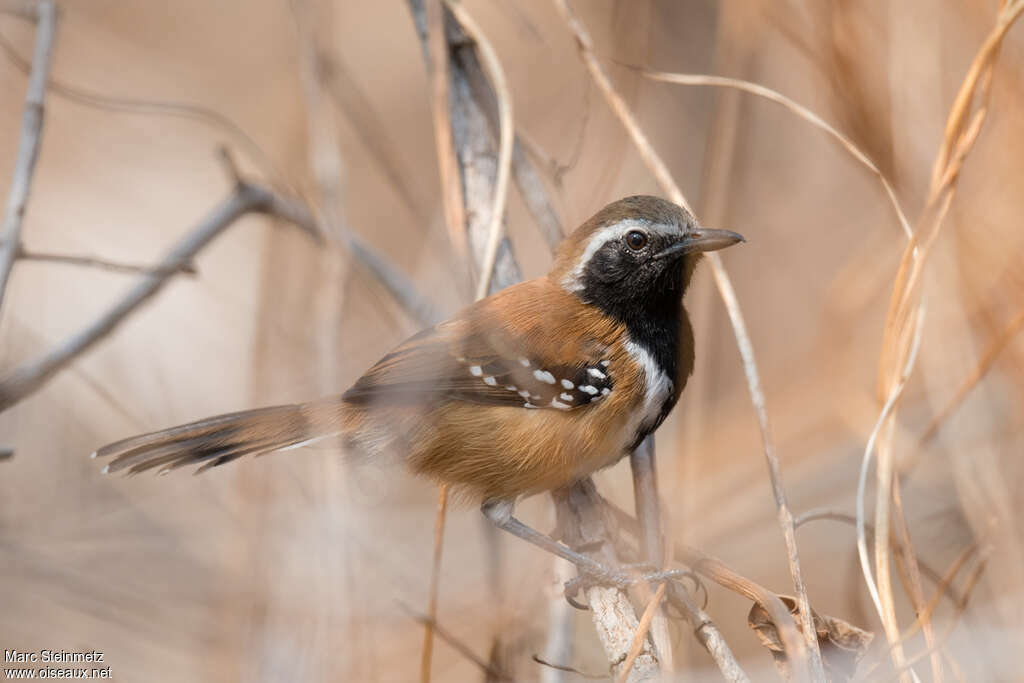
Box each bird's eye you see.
[625,230,648,250]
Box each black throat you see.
[577,255,698,395]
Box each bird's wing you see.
[342,299,615,412]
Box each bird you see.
[92,195,743,585]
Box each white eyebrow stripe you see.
[561,218,683,292]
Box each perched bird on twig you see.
[92,195,743,586]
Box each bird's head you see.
[552,195,744,318]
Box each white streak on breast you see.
[624,340,673,440]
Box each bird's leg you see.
[481,500,687,596]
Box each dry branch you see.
[0,0,57,318]
[551,1,820,678]
[13,247,198,276]
[0,179,319,413]
[441,0,513,301]
[554,479,658,682]
[667,583,751,683]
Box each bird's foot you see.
[563,562,692,609]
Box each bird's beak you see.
[655,228,745,260]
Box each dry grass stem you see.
[442,0,514,301]
[868,3,1024,677]
[0,0,57,318]
[890,482,942,682]
[616,581,667,683]
[550,3,822,676]
[421,483,450,683]
[630,67,912,241]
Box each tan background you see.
[2,0,1023,680]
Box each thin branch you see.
[667,583,752,683]
[624,66,912,241]
[0,28,293,197]
[550,1,820,678]
[14,247,198,276]
[604,500,806,674]
[795,508,964,604]
[0,0,58,318]
[553,479,659,681]
[0,180,319,413]
[400,602,511,681]
[532,655,604,680]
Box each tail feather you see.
[93,403,334,475]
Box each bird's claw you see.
[563,562,692,609]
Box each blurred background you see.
[2,0,1023,680]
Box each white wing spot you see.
[560,378,574,389]
[469,365,483,377]
[560,392,574,402]
[601,387,611,396]
[524,402,537,409]
[519,357,531,367]
[600,359,611,367]
[505,385,517,391]
[587,368,606,379]
[533,369,556,384]
[551,399,571,410]
[483,376,497,386]
[579,385,598,395]
[518,389,531,398]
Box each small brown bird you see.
[93,195,743,583]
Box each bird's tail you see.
[92,400,344,475]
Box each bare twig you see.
[667,583,751,683]
[604,500,808,671]
[0,0,57,318]
[400,602,511,681]
[795,508,965,604]
[14,247,198,276]
[551,1,820,678]
[554,479,658,681]
[0,28,292,197]
[532,655,604,680]
[0,180,319,413]
[625,66,912,241]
